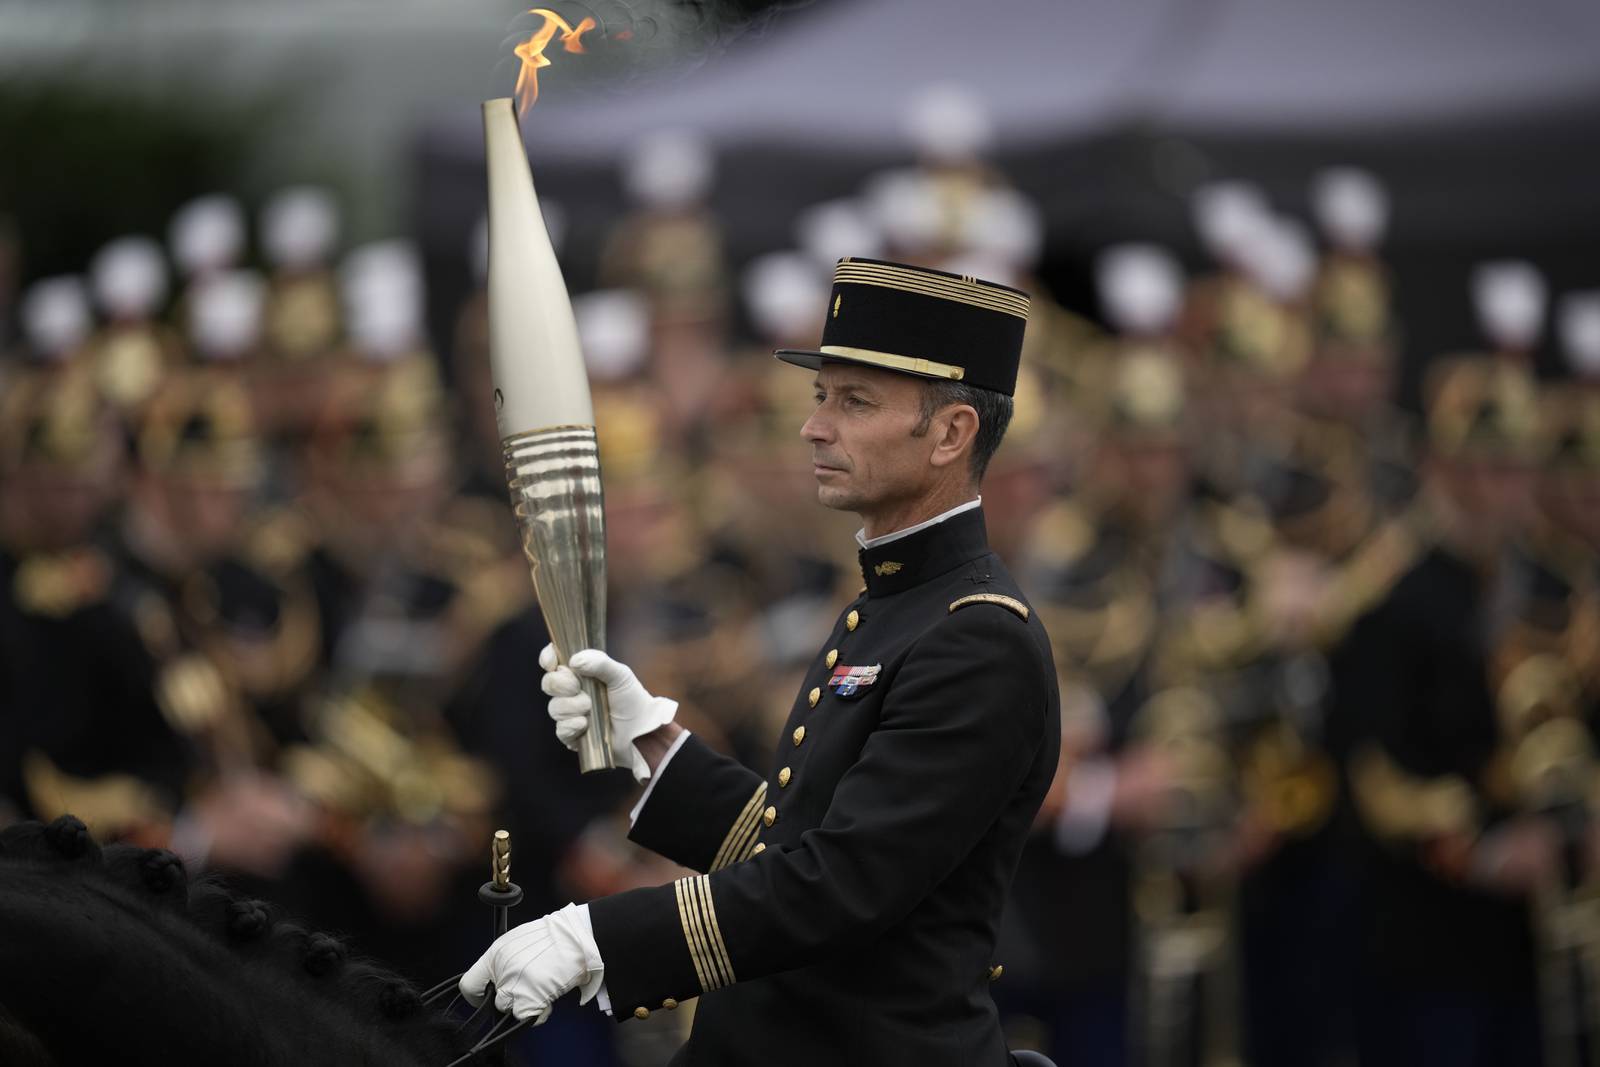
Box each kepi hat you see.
[775,257,1029,396]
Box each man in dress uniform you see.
[462,258,1062,1066]
[1337,357,1546,1066]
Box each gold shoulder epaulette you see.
[13,549,111,617]
[949,593,1030,620]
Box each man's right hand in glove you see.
[539,644,680,782]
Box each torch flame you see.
[513,8,597,116]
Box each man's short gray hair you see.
[911,379,1014,482]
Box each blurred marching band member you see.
[255,185,345,441]
[12,275,94,371]
[1338,353,1546,1066]
[601,128,727,326]
[1500,293,1600,1066]
[1301,167,1418,516]
[168,194,247,323]
[86,235,181,423]
[113,366,317,879]
[1008,343,1193,1067]
[600,128,734,455]
[1474,260,1548,372]
[0,366,182,840]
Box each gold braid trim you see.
[675,875,736,992]
[833,263,1030,319]
[949,593,1030,620]
[1349,745,1478,842]
[709,782,767,872]
[673,878,714,993]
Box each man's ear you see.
[928,405,979,471]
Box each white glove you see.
[459,903,605,1022]
[540,644,677,782]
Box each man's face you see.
[1105,437,1188,527]
[800,363,937,515]
[1435,453,1534,549]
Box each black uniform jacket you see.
[1332,543,1535,991]
[588,506,1061,1066]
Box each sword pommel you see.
[492,829,511,891]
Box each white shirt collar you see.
[855,497,982,550]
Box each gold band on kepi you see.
[817,345,966,381]
[775,257,1030,396]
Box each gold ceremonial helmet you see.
[1313,255,1393,353]
[308,356,449,474]
[1422,357,1539,460]
[1539,383,1600,471]
[1209,276,1312,380]
[1104,348,1186,441]
[136,372,263,487]
[0,366,110,474]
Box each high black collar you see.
[858,506,991,598]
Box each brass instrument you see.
[1498,654,1600,1067]
[284,684,497,830]
[1130,687,1242,1067]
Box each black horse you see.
[0,816,487,1067]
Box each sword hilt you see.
[479,829,524,938]
[492,829,511,890]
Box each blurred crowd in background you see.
[5,38,1600,1067]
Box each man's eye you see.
[814,393,827,405]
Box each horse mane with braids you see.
[0,816,471,1067]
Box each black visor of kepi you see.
[775,257,1030,397]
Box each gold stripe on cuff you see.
[732,823,763,865]
[690,875,736,988]
[674,878,713,993]
[818,345,966,381]
[711,805,760,872]
[686,878,725,990]
[710,783,767,872]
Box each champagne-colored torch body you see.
[483,96,615,772]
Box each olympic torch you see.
[482,96,614,772]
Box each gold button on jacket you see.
[845,610,860,631]
[762,805,778,827]
[825,648,839,668]
[778,767,791,788]
[634,1006,651,1020]
[792,725,806,746]
[808,687,821,707]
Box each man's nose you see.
[800,408,831,444]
